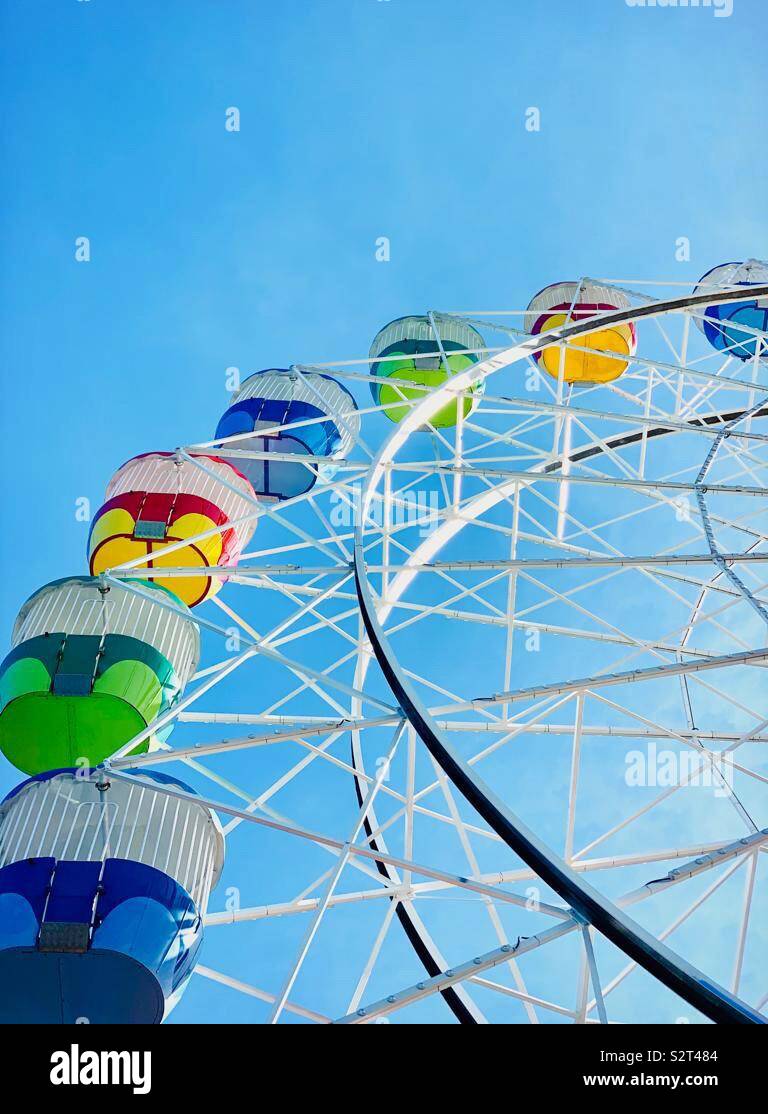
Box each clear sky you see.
[0,0,766,1023]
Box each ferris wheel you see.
[0,262,767,1025]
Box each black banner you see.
[0,1022,760,1097]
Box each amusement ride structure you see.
[0,262,767,1024]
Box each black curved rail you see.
[351,767,483,1023]
[352,287,768,1024]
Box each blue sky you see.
[0,0,766,1023]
